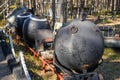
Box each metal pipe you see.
[0,0,8,8]
[19,51,31,80]
[2,30,18,62]
[0,7,8,15]
[2,30,9,37]
[27,47,64,80]
[9,35,17,60]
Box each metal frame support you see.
[19,51,31,80]
[27,46,64,80]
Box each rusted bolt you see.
[70,26,78,34]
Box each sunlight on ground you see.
[97,48,120,80]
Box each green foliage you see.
[104,48,120,60]
[97,48,120,80]
[92,12,98,17]
[0,14,3,20]
[116,14,120,18]
[0,20,7,27]
[103,19,112,23]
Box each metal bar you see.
[0,7,8,15]
[2,30,18,62]
[19,51,31,80]
[9,35,17,60]
[27,47,64,80]
[6,0,9,15]
[0,0,9,8]
[2,30,9,37]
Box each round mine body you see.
[54,19,104,73]
[22,16,50,46]
[6,6,27,24]
[16,13,32,37]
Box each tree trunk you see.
[116,0,119,13]
[20,0,23,7]
[94,0,101,24]
[52,0,55,30]
[28,0,32,9]
[59,0,64,22]
[33,0,37,15]
[107,0,111,11]
[79,0,85,18]
[111,0,114,12]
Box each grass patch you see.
[12,38,56,80]
[0,20,7,27]
[97,48,120,80]
[103,48,120,61]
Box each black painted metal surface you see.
[22,16,51,47]
[16,12,32,37]
[54,19,104,74]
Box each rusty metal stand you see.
[54,60,103,80]
[27,46,64,80]
[63,72,100,80]
[23,42,104,80]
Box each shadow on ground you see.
[97,48,120,80]
[29,70,43,80]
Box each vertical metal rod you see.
[9,35,17,60]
